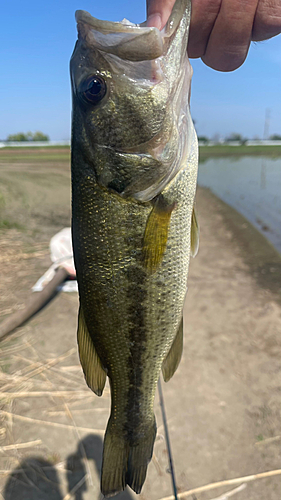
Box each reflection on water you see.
[198,156,281,254]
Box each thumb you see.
[146,0,176,29]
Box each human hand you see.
[146,0,281,71]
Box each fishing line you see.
[157,378,198,500]
[157,378,179,500]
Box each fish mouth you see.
[75,0,189,61]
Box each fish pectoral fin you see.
[77,306,106,396]
[161,318,183,382]
[142,197,176,274]
[190,206,199,258]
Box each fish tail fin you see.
[101,416,156,497]
[126,417,157,493]
[101,421,128,498]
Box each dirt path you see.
[0,186,281,500]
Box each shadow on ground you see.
[3,434,134,500]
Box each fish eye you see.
[78,75,107,105]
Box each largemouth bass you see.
[70,0,198,496]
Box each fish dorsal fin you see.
[142,197,176,274]
[190,206,199,258]
[77,306,106,396]
[161,318,183,382]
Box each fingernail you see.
[147,13,162,30]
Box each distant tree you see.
[6,131,49,142]
[197,136,209,143]
[226,133,247,144]
[32,131,49,141]
[269,134,281,141]
[226,133,243,142]
[7,132,28,142]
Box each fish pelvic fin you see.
[142,196,176,274]
[190,206,199,258]
[77,306,106,396]
[162,317,183,382]
[101,416,156,497]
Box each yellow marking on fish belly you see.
[142,198,176,274]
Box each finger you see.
[202,0,259,71]
[252,0,281,40]
[188,0,222,58]
[146,0,176,29]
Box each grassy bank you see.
[199,144,281,161]
[1,144,281,163]
[0,152,71,233]
[0,147,70,162]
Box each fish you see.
[70,0,198,496]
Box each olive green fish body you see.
[70,0,198,496]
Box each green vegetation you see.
[0,192,5,210]
[269,134,281,141]
[0,219,24,230]
[3,145,70,150]
[0,154,70,162]
[0,150,71,237]
[256,434,264,442]
[1,144,281,165]
[0,147,70,163]
[6,133,29,142]
[199,144,281,161]
[0,191,24,230]
[0,360,11,373]
[7,131,49,142]
[225,132,247,144]
[197,135,209,144]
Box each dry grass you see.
[0,337,106,498]
[158,469,281,500]
[0,274,280,500]
[0,440,42,453]
[0,390,93,399]
[209,484,247,500]
[1,337,281,500]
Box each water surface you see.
[198,156,281,254]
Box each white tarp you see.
[32,228,78,292]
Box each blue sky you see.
[1,0,280,141]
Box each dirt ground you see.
[0,153,281,500]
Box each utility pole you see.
[263,108,271,140]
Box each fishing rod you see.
[158,377,179,500]
[158,378,198,500]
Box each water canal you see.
[198,156,281,254]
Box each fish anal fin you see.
[142,197,176,274]
[162,318,183,382]
[77,306,106,396]
[191,206,199,258]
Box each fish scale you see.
[70,0,198,496]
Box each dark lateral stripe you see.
[124,265,148,442]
